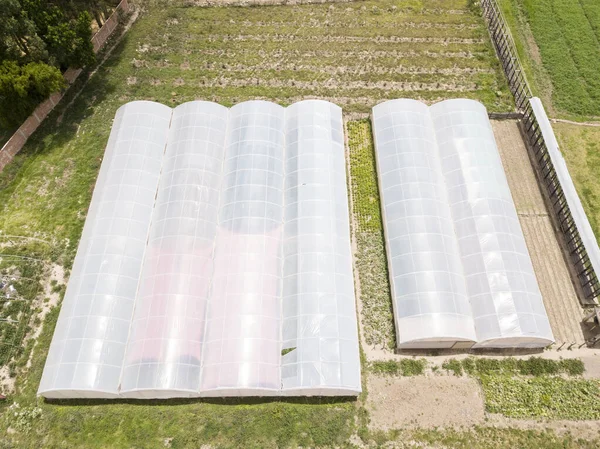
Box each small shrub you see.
[442,359,463,376]
[559,359,585,376]
[517,357,559,376]
[371,359,426,376]
[371,360,401,376]
[401,359,426,376]
[462,357,476,375]
[475,358,503,375]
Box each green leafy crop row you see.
[442,357,585,377]
[503,0,600,117]
[347,120,382,234]
[347,120,396,350]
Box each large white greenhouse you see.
[38,100,361,399]
[39,96,558,399]
[372,99,554,350]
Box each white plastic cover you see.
[373,98,553,349]
[431,99,553,348]
[372,100,476,349]
[201,101,285,396]
[38,101,172,398]
[120,102,229,398]
[529,97,600,287]
[39,100,361,399]
[281,101,360,395]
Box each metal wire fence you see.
[481,0,600,303]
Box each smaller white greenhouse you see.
[38,100,361,399]
[373,99,554,349]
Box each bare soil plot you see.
[366,375,486,429]
[492,120,585,346]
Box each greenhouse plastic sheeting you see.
[373,99,553,349]
[37,101,172,398]
[373,100,476,349]
[281,102,359,395]
[39,100,361,399]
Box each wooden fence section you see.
[481,0,600,304]
[0,0,130,172]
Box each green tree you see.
[0,0,112,129]
[0,60,66,128]
[0,0,47,62]
[23,0,96,69]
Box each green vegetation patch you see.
[553,123,600,241]
[482,376,600,420]
[442,358,464,376]
[407,426,600,449]
[442,357,585,377]
[0,241,48,373]
[347,120,381,233]
[440,356,593,420]
[499,0,600,118]
[370,358,427,376]
[347,120,395,349]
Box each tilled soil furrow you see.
[165,61,496,76]
[189,49,485,60]
[204,34,486,45]
[195,78,478,91]
[526,216,581,344]
[210,20,481,30]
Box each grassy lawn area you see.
[499,0,600,120]
[553,124,600,240]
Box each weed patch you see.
[347,119,395,350]
[370,358,427,376]
[442,356,585,377]
[481,376,600,420]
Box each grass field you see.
[553,124,600,239]
[499,0,600,119]
[0,0,595,447]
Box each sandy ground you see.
[492,120,586,347]
[0,262,65,395]
[367,375,485,429]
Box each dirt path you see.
[492,120,585,346]
[551,118,600,127]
